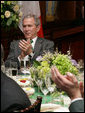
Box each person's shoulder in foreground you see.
[1,71,31,112]
[69,98,84,112]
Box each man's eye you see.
[28,25,32,27]
[23,25,32,27]
[23,25,26,27]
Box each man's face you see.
[22,17,40,40]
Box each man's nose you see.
[25,26,30,30]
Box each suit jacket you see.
[1,71,31,112]
[69,99,84,112]
[5,37,54,68]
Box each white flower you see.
[13,5,19,12]
[5,11,11,18]
[1,1,4,3]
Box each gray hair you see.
[22,14,41,26]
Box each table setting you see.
[4,51,84,112]
[4,66,71,112]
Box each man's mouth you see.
[25,32,31,35]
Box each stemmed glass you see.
[34,74,43,93]
[39,79,49,103]
[40,86,49,104]
[45,72,57,103]
[45,73,55,94]
[35,79,43,92]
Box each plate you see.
[16,79,30,87]
[21,69,30,75]
[40,103,69,112]
[22,87,35,96]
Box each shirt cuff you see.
[71,98,83,104]
[29,52,34,58]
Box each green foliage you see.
[52,53,79,75]
[29,51,79,95]
[31,52,79,77]
[1,1,22,29]
[33,60,41,68]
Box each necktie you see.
[29,40,34,60]
[30,40,33,51]
[31,40,33,44]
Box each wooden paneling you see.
[57,1,76,21]
[1,27,24,61]
[60,32,84,61]
[51,25,84,61]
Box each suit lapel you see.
[33,38,43,59]
[17,41,22,56]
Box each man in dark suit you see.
[1,71,31,112]
[1,44,31,112]
[51,66,84,112]
[5,14,54,68]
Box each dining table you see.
[4,58,84,112]
[29,87,70,112]
[5,68,71,112]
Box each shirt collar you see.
[31,36,38,49]
[32,36,37,43]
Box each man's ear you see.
[37,25,40,32]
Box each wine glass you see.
[45,73,55,93]
[36,79,43,92]
[41,88,49,96]
[41,87,49,104]
[39,79,49,103]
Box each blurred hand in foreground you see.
[51,66,84,100]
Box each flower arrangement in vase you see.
[29,49,80,96]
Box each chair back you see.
[20,96,42,112]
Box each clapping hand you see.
[51,66,83,100]
[19,39,33,59]
[79,81,84,98]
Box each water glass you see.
[9,61,18,76]
[20,60,24,69]
[26,60,30,68]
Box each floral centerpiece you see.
[29,49,80,96]
[1,1,22,29]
